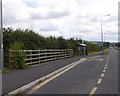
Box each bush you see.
[10,42,27,69]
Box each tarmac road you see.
[3,56,86,94]
[31,48,118,95]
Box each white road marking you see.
[103,70,106,73]
[89,87,98,96]
[101,73,104,77]
[97,79,102,84]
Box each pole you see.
[104,34,106,49]
[101,16,104,55]
[100,14,110,55]
[0,0,3,68]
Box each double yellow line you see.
[27,58,86,94]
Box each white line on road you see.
[101,73,104,77]
[103,70,106,73]
[97,79,102,84]
[26,58,87,94]
[104,67,107,69]
[89,87,98,96]
[89,55,110,95]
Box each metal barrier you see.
[9,49,73,66]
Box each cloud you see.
[40,24,60,31]
[3,0,31,25]
[3,0,119,42]
[31,7,70,19]
[25,1,37,8]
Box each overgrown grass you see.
[88,51,101,56]
[2,67,13,74]
[15,90,25,96]
[103,49,109,55]
[2,65,29,74]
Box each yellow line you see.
[101,73,104,77]
[27,59,83,94]
[97,79,102,84]
[89,87,98,96]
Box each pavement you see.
[3,55,94,95]
[29,48,118,95]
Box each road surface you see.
[31,48,118,95]
[3,56,89,94]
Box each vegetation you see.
[2,67,13,73]
[3,27,101,68]
[15,90,25,96]
[85,41,101,53]
[103,42,110,49]
[115,42,120,47]
[10,42,27,69]
[103,49,109,55]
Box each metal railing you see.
[9,49,73,66]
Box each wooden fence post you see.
[45,49,46,62]
[30,50,32,65]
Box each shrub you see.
[10,42,27,69]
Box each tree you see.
[57,37,68,49]
[3,27,101,67]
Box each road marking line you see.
[97,79,102,84]
[104,67,107,69]
[105,55,109,66]
[27,58,85,94]
[89,55,109,96]
[28,65,75,94]
[89,87,98,96]
[101,73,104,77]
[103,70,106,73]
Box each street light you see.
[0,0,3,68]
[101,14,110,55]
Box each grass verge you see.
[103,49,109,55]
[2,67,13,74]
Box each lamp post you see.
[101,14,110,55]
[0,0,3,68]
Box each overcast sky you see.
[3,0,119,42]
